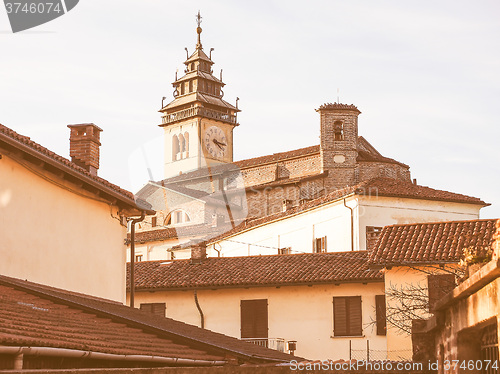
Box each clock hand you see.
[213,139,224,150]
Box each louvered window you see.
[240,299,268,339]
[427,274,455,312]
[140,303,166,317]
[333,296,362,336]
[375,295,386,336]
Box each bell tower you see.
[316,103,361,192]
[159,12,240,179]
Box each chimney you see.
[68,123,103,176]
[366,226,383,251]
[211,213,225,228]
[191,242,207,264]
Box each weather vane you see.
[196,11,202,27]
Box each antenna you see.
[184,47,189,59]
[337,88,340,104]
[210,47,214,59]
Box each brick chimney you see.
[68,123,102,176]
[191,242,207,264]
[366,226,383,251]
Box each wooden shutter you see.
[240,299,268,339]
[333,296,362,336]
[349,296,362,336]
[333,297,348,336]
[140,303,166,317]
[375,295,386,336]
[428,274,455,312]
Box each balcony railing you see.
[161,107,237,125]
[241,338,289,353]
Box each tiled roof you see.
[0,275,295,363]
[357,178,487,205]
[369,219,500,266]
[316,103,361,113]
[234,145,320,169]
[0,124,145,211]
[206,178,487,245]
[128,223,233,244]
[129,251,383,291]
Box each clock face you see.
[204,126,227,159]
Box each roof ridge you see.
[0,124,135,201]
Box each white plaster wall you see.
[0,155,128,302]
[358,196,481,250]
[210,197,355,257]
[164,121,200,178]
[130,282,386,360]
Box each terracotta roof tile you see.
[0,124,137,204]
[0,275,295,363]
[316,103,361,113]
[129,251,383,290]
[369,219,500,266]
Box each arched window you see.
[172,135,180,161]
[184,132,189,156]
[179,133,186,154]
[180,82,185,95]
[333,121,344,141]
[165,209,191,225]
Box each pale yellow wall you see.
[384,265,459,360]
[129,282,386,360]
[0,155,128,302]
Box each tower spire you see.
[195,10,203,50]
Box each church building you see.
[129,15,486,262]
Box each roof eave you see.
[0,132,153,216]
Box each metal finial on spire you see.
[196,10,202,27]
[195,11,203,49]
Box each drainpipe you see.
[194,289,205,329]
[0,346,226,366]
[129,211,145,308]
[343,198,354,251]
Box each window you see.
[189,80,193,93]
[375,295,386,336]
[140,303,166,317]
[135,254,143,262]
[151,217,157,227]
[180,82,185,95]
[427,274,455,312]
[278,247,292,255]
[167,209,191,225]
[332,296,362,336]
[241,299,268,339]
[172,135,180,160]
[184,132,189,156]
[333,121,344,141]
[313,236,327,253]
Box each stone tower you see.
[159,12,240,179]
[316,103,361,192]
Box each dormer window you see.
[333,121,344,141]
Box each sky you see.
[1,0,499,218]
